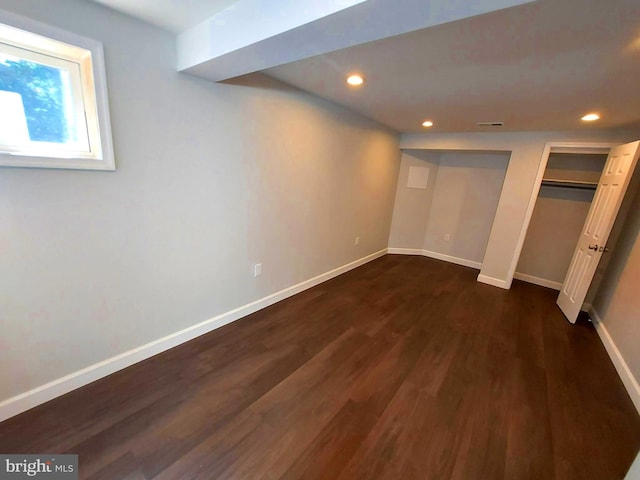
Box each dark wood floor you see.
[1,255,639,479]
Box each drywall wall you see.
[591,182,640,385]
[516,186,593,284]
[388,150,508,266]
[0,0,400,404]
[625,452,640,480]
[423,152,508,263]
[387,150,440,248]
[543,153,606,183]
[401,131,640,288]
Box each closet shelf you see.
[541,178,598,190]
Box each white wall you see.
[625,451,640,480]
[401,131,640,288]
[423,152,508,263]
[591,181,640,397]
[387,151,439,249]
[516,186,593,285]
[0,0,400,405]
[388,151,507,265]
[543,153,605,184]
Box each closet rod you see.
[541,179,598,190]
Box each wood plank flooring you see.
[1,255,639,479]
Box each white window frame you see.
[0,9,115,170]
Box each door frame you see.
[508,141,619,289]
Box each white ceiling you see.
[176,0,533,82]
[265,0,640,133]
[91,0,240,33]
[90,0,640,134]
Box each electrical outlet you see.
[254,263,262,277]
[444,234,451,242]
[355,237,360,246]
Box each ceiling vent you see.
[477,121,504,127]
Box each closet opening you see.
[512,140,640,323]
[515,148,609,290]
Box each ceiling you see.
[265,0,640,133]
[90,0,640,134]
[91,0,240,33]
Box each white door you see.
[557,140,640,323]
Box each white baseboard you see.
[422,250,482,270]
[387,247,424,256]
[588,307,640,415]
[477,273,510,289]
[0,249,388,423]
[388,249,510,290]
[387,247,481,270]
[513,272,563,291]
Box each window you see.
[0,9,114,170]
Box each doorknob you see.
[588,244,599,251]
[599,246,609,253]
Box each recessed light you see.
[581,113,600,122]
[422,120,434,127]
[346,74,364,86]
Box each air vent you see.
[477,122,504,127]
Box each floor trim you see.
[422,249,482,270]
[513,272,562,291]
[0,248,388,423]
[387,247,481,270]
[477,273,510,289]
[387,247,424,256]
[589,307,640,415]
